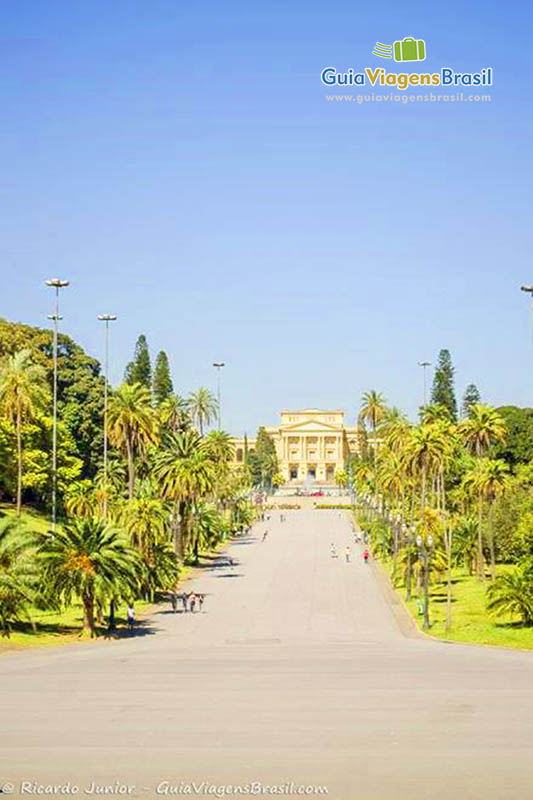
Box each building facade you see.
[233,409,361,485]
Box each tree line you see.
[351,350,533,629]
[0,322,257,637]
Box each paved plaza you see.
[2,510,533,799]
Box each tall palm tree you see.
[359,390,387,431]
[152,430,215,558]
[459,407,506,580]
[187,388,218,436]
[404,424,448,510]
[107,383,158,500]
[359,391,387,462]
[158,393,191,433]
[0,349,48,515]
[474,458,510,580]
[458,404,506,458]
[39,518,142,637]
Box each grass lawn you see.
[384,562,533,650]
[0,502,56,534]
[0,600,154,652]
[0,502,237,652]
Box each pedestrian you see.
[127,604,135,631]
[345,546,351,563]
[181,592,189,612]
[330,543,337,558]
[189,593,197,613]
[363,549,369,564]
[262,529,269,542]
[198,593,205,612]
[170,592,177,613]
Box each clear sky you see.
[1,0,532,434]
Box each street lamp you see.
[416,533,434,631]
[45,278,70,531]
[418,361,431,408]
[97,314,117,520]
[213,362,225,430]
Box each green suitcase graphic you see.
[393,37,426,62]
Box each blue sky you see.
[1,0,531,434]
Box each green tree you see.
[431,349,457,421]
[248,427,278,490]
[187,388,218,435]
[153,430,215,558]
[462,384,481,417]
[359,390,387,431]
[107,383,158,499]
[487,568,533,626]
[125,335,152,390]
[153,351,174,406]
[158,394,191,433]
[0,350,49,514]
[0,518,37,637]
[0,317,106,481]
[39,518,142,637]
[493,407,533,467]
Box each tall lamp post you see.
[213,362,225,430]
[45,278,70,531]
[97,314,117,520]
[416,533,434,631]
[418,361,431,409]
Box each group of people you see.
[330,541,369,563]
[170,591,206,613]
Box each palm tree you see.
[187,388,218,435]
[487,568,533,626]
[453,515,479,575]
[152,430,215,558]
[0,349,48,515]
[404,424,448,509]
[0,518,36,637]
[458,404,506,458]
[189,503,225,563]
[158,394,191,433]
[39,518,142,636]
[64,480,95,519]
[203,430,235,465]
[475,458,510,580]
[107,383,158,500]
[420,404,452,425]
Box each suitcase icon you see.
[393,37,426,62]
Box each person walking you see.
[262,529,269,542]
[181,592,189,612]
[170,592,177,613]
[363,549,369,564]
[331,543,337,558]
[189,593,197,613]
[198,593,205,612]
[127,604,135,631]
[345,546,351,563]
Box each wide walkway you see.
[2,510,533,799]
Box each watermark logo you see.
[373,37,426,62]
[321,36,492,92]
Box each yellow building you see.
[233,409,362,485]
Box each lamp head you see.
[45,278,70,288]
